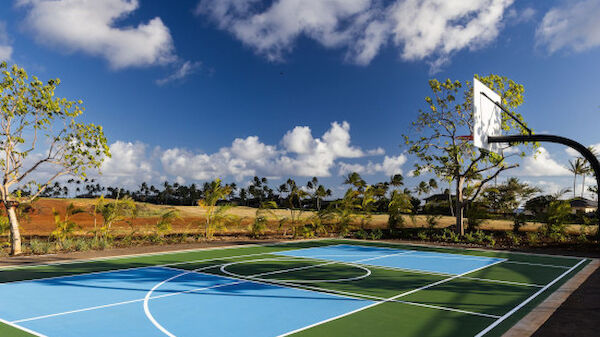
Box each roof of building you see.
[570,198,598,208]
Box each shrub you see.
[542,200,571,241]
[464,232,476,244]
[370,228,383,240]
[526,232,539,245]
[505,231,521,246]
[416,230,429,241]
[473,230,486,244]
[484,233,496,246]
[92,238,111,250]
[61,238,76,251]
[75,238,91,251]
[29,239,52,255]
[355,228,368,240]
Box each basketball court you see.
[0,240,589,337]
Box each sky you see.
[1,0,599,198]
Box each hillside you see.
[4,198,594,237]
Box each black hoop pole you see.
[489,134,600,238]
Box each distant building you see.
[569,198,598,214]
[424,193,455,206]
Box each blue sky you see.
[1,0,599,197]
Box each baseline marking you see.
[474,258,587,337]
[503,261,571,269]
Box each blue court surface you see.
[0,266,373,337]
[274,244,505,275]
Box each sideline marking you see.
[503,261,571,269]
[473,258,587,337]
[275,257,507,336]
[342,238,585,261]
[0,317,48,337]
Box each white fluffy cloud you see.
[99,141,156,187]
[536,0,600,53]
[0,21,13,61]
[339,154,407,176]
[197,0,514,68]
[18,0,176,69]
[159,121,382,182]
[521,147,570,176]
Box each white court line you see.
[143,254,379,337]
[283,243,504,263]
[10,264,245,324]
[503,260,571,269]
[240,273,501,319]
[283,253,544,288]
[340,238,586,260]
[218,250,414,284]
[0,316,48,337]
[276,258,507,337]
[473,258,587,337]
[0,250,285,285]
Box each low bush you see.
[75,238,91,251]
[29,239,53,255]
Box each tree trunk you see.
[448,182,454,217]
[7,205,22,255]
[581,174,586,198]
[573,175,577,198]
[455,177,465,235]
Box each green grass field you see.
[0,239,589,337]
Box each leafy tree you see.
[251,201,277,238]
[0,63,109,254]
[155,209,180,237]
[388,190,413,230]
[404,75,533,234]
[198,178,233,239]
[481,177,540,214]
[94,196,136,240]
[51,203,85,246]
[331,188,360,235]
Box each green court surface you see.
[0,239,589,337]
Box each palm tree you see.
[568,158,586,198]
[390,174,404,188]
[344,172,366,191]
[314,185,332,211]
[198,178,233,239]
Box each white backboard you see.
[473,78,503,154]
